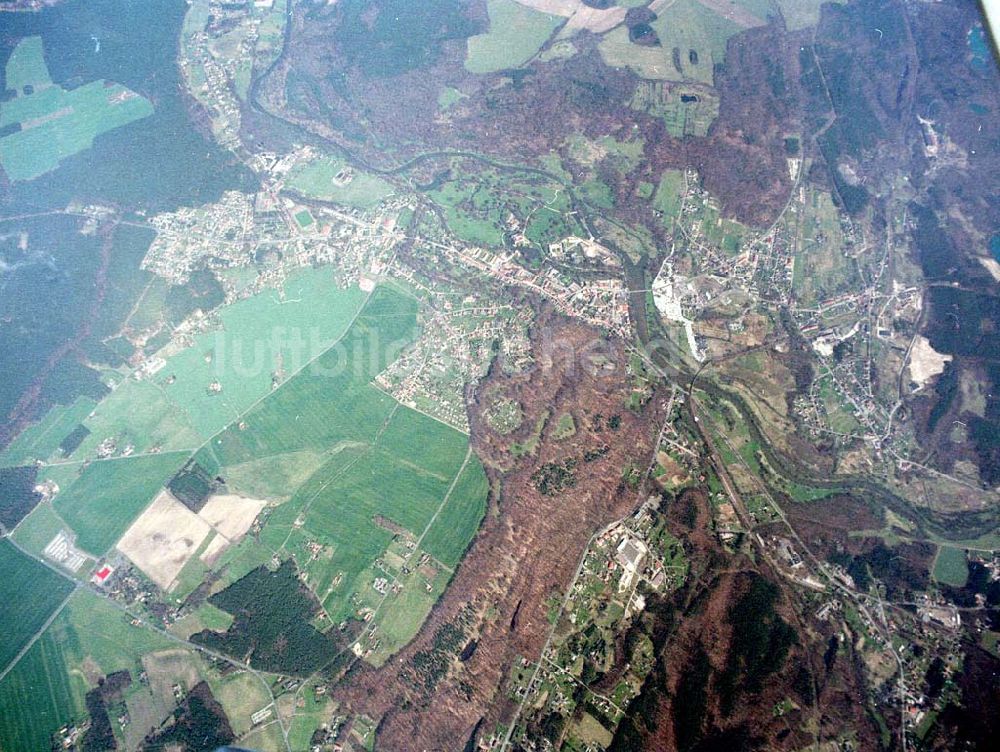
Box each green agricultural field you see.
[0,588,174,752]
[276,445,461,620]
[66,379,203,459]
[201,285,486,647]
[220,447,338,502]
[653,169,685,227]
[286,156,394,208]
[420,456,489,567]
[0,539,74,671]
[933,546,968,587]
[0,37,153,182]
[11,501,69,558]
[0,618,83,752]
[52,451,188,555]
[465,0,562,74]
[205,287,416,467]
[598,1,745,85]
[0,396,97,468]
[154,268,368,440]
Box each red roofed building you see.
[92,565,114,586]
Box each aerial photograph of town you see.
[0,0,997,750]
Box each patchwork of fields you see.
[0,276,488,747]
[0,37,153,182]
[0,589,176,752]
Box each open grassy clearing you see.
[0,539,74,670]
[933,545,968,587]
[10,500,79,561]
[209,671,272,737]
[653,169,685,227]
[154,267,368,441]
[438,86,466,110]
[52,451,188,555]
[285,155,394,208]
[0,588,174,752]
[0,36,153,181]
[465,0,563,74]
[0,396,97,468]
[65,379,203,459]
[598,1,744,85]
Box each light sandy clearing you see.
[199,533,229,567]
[117,490,212,590]
[979,256,1000,282]
[908,335,952,390]
[198,493,267,541]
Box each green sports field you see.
[0,37,153,182]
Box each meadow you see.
[598,0,743,85]
[0,539,74,670]
[465,0,562,74]
[0,396,97,468]
[420,457,489,567]
[0,37,153,182]
[152,267,368,441]
[286,156,394,209]
[933,546,969,588]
